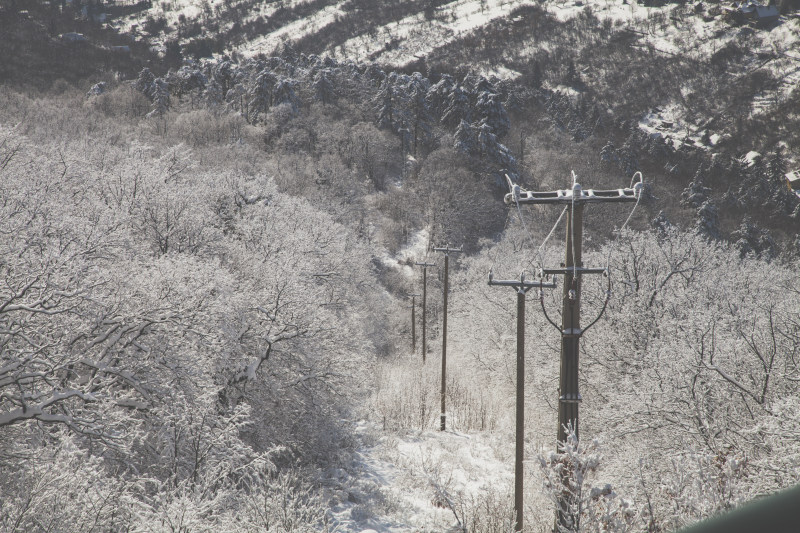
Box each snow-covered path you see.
[328,421,552,532]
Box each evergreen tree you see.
[175,65,207,101]
[441,85,472,128]
[453,119,476,155]
[249,69,277,121]
[205,79,224,107]
[408,84,433,156]
[134,67,156,98]
[376,80,397,131]
[272,78,300,115]
[618,132,640,177]
[681,167,711,209]
[425,74,455,120]
[767,147,796,215]
[600,140,619,164]
[312,70,336,105]
[475,91,509,138]
[696,200,720,240]
[732,216,777,259]
[146,78,170,118]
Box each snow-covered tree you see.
[475,90,509,138]
[249,68,277,122]
[408,82,434,156]
[146,78,170,118]
[441,85,472,128]
[681,167,711,209]
[376,78,398,131]
[539,427,637,533]
[453,119,476,155]
[312,69,336,105]
[696,199,721,240]
[272,77,300,115]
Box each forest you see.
[2,1,800,532]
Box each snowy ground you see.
[327,420,553,532]
[376,227,431,280]
[243,1,349,57]
[327,0,534,70]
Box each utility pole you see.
[489,271,557,533]
[408,293,420,354]
[504,176,641,530]
[433,245,462,431]
[415,261,436,364]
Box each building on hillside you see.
[61,32,87,42]
[724,2,780,26]
[786,170,800,193]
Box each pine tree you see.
[249,69,277,122]
[425,74,455,119]
[272,78,299,115]
[408,84,433,156]
[475,91,509,138]
[696,200,720,240]
[453,119,476,155]
[681,167,711,209]
[146,78,170,118]
[376,80,397,131]
[312,70,335,105]
[135,67,156,98]
[441,85,472,128]
[600,140,619,164]
[205,79,223,108]
[732,216,777,259]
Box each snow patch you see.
[376,228,430,279]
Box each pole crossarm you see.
[433,245,464,255]
[488,272,557,293]
[504,183,642,206]
[415,261,436,267]
[542,267,607,276]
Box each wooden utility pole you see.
[489,271,557,533]
[433,245,462,431]
[504,177,641,530]
[408,293,420,354]
[415,261,436,364]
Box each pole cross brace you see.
[559,393,583,403]
[433,245,463,256]
[542,267,607,276]
[488,272,557,293]
[504,181,642,206]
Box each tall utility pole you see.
[489,271,557,533]
[408,293,420,354]
[504,177,640,529]
[433,245,462,431]
[415,261,436,364]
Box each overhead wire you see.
[570,170,578,280]
[506,174,569,278]
[606,171,645,287]
[488,194,514,278]
[618,171,643,234]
